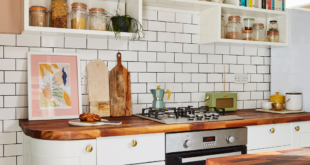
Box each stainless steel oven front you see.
[165,128,247,165]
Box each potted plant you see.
[106,0,144,40]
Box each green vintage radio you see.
[205,93,237,111]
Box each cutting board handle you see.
[117,52,122,69]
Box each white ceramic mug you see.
[286,93,302,111]
[261,102,273,110]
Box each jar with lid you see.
[51,0,68,28]
[225,16,243,40]
[269,20,278,30]
[243,18,255,30]
[267,30,279,42]
[253,23,266,41]
[29,6,47,27]
[270,92,285,104]
[221,15,225,39]
[285,93,302,111]
[87,8,107,31]
[242,30,253,40]
[70,3,88,29]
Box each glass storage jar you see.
[52,0,67,28]
[29,6,47,27]
[221,15,225,39]
[244,18,255,30]
[70,2,88,30]
[253,23,266,41]
[269,20,278,30]
[242,30,253,40]
[267,30,279,42]
[87,8,107,31]
[225,16,243,40]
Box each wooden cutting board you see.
[256,109,305,114]
[87,59,110,117]
[109,52,132,116]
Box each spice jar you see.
[225,16,243,40]
[52,0,68,28]
[286,93,302,111]
[221,15,225,39]
[70,3,88,30]
[269,20,278,30]
[242,30,253,40]
[244,18,255,30]
[267,30,279,42]
[270,92,285,104]
[29,6,47,27]
[253,23,266,41]
[87,8,107,31]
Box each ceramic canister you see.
[286,93,302,111]
[270,92,285,104]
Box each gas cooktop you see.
[134,106,243,124]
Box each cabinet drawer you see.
[291,121,310,148]
[247,123,291,150]
[97,133,165,165]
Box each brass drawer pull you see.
[131,140,137,147]
[270,128,275,133]
[86,145,93,152]
[295,126,300,131]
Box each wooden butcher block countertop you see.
[206,147,310,165]
[20,110,310,140]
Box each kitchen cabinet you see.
[97,133,165,165]
[0,0,22,34]
[291,121,310,148]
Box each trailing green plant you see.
[106,0,144,40]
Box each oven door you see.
[166,145,246,165]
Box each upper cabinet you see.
[0,0,23,34]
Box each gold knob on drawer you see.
[270,128,275,133]
[295,126,300,131]
[86,146,93,152]
[131,140,137,147]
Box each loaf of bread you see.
[79,113,101,121]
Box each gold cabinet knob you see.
[270,128,275,133]
[86,146,93,152]
[295,126,300,131]
[131,140,137,147]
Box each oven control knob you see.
[226,136,235,143]
[184,140,192,148]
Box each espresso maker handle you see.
[165,89,171,100]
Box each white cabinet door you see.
[97,133,165,165]
[291,121,310,148]
[247,123,291,151]
[24,134,96,165]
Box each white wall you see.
[0,7,270,165]
[271,9,310,111]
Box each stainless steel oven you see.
[165,128,247,165]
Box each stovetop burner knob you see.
[196,114,203,120]
[226,136,235,143]
[184,140,192,148]
[188,114,195,120]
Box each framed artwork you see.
[28,52,82,120]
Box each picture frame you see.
[27,52,82,120]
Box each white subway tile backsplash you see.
[16,59,27,71]
[258,47,270,56]
[129,41,147,51]
[157,53,174,62]
[199,64,214,73]
[148,21,166,31]
[215,64,229,73]
[237,92,251,100]
[215,83,229,92]
[65,37,86,49]
[0,133,16,144]
[176,13,191,23]
[138,94,154,103]
[175,53,191,63]
[237,101,243,109]
[0,84,15,95]
[264,91,271,100]
[191,93,205,102]
[183,44,199,53]
[257,66,270,73]
[166,83,182,92]
[175,93,191,102]
[29,47,53,52]
[0,34,16,46]
[175,73,191,82]
[183,24,199,34]
[251,74,264,82]
[87,38,107,49]
[132,104,147,114]
[17,35,40,47]
[183,64,198,73]
[166,63,182,72]
[0,59,15,70]
[3,120,21,132]
[141,31,157,41]
[132,94,138,104]
[0,108,15,120]
[157,73,174,82]
[225,74,235,82]
[223,55,237,64]
[158,32,175,42]
[192,54,207,63]
[230,83,243,91]
[4,96,27,108]
[200,44,215,54]
[166,23,183,33]
[257,83,270,91]
[158,11,175,22]
[138,73,156,82]
[99,50,137,61]
[264,75,271,82]
[143,10,157,20]
[4,144,23,156]
[0,96,2,107]
[230,65,243,73]
[166,43,182,53]
[230,45,243,55]
[208,55,222,64]
[17,132,23,143]
[76,49,97,60]
[199,83,215,92]
[108,39,128,50]
[192,74,207,82]
[244,83,256,91]
[54,48,75,53]
[244,45,258,56]
[215,43,229,54]
[192,35,199,44]
[42,36,64,48]
[139,52,156,62]
[252,57,264,65]
[192,15,200,24]
[208,74,222,82]
[148,42,166,52]
[5,71,27,83]
[251,92,264,99]
[183,83,198,92]
[244,101,257,109]
[0,157,16,164]
[143,20,148,30]
[238,56,251,64]
[131,84,147,93]
[16,108,28,119]
[4,47,28,59]
[131,73,138,82]
[128,62,146,72]
[264,57,271,65]
[148,63,165,72]
[0,46,3,58]
[244,65,256,74]
[175,33,191,43]
[0,145,2,156]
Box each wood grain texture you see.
[109,53,132,117]
[87,59,110,117]
[20,110,310,140]
[206,147,310,165]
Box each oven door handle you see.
[177,151,242,163]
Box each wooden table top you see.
[20,109,310,140]
[206,147,310,165]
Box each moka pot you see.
[150,86,171,109]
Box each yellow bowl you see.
[272,103,286,111]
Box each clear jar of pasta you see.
[70,2,88,30]
[51,0,67,28]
